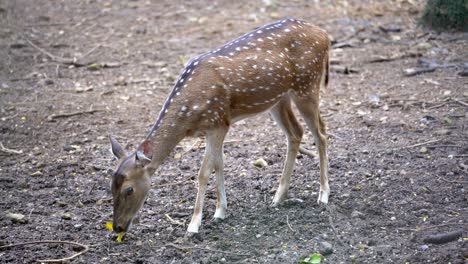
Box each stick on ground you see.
[166,243,251,256]
[0,142,23,154]
[47,109,104,121]
[0,240,90,263]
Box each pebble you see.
[61,212,72,220]
[351,210,365,219]
[253,158,268,168]
[319,241,334,256]
[6,213,28,224]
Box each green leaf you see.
[310,253,322,264]
[300,253,321,264]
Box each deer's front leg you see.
[213,148,227,220]
[187,127,228,233]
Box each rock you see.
[253,158,268,168]
[351,210,365,219]
[30,171,42,177]
[61,212,72,220]
[6,213,28,224]
[319,241,334,256]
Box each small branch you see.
[452,98,468,107]
[398,222,467,232]
[165,214,184,226]
[166,243,250,256]
[47,109,104,121]
[325,205,347,248]
[423,229,463,244]
[154,176,193,188]
[0,142,23,154]
[0,240,89,263]
[389,139,441,151]
[435,175,468,184]
[286,215,296,232]
[299,146,317,158]
[24,38,82,66]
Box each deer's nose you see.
[114,225,124,233]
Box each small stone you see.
[253,158,268,168]
[61,212,72,220]
[6,213,28,224]
[419,146,428,153]
[30,171,42,177]
[319,241,334,256]
[135,240,143,246]
[351,211,365,219]
[420,244,429,251]
[256,234,262,238]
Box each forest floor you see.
[0,0,467,263]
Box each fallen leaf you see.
[105,222,114,231]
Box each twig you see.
[286,215,295,232]
[299,146,317,158]
[435,175,468,184]
[452,98,468,107]
[154,176,193,187]
[0,240,89,263]
[453,154,468,158]
[47,109,104,121]
[24,38,81,66]
[0,142,23,154]
[423,229,463,244]
[398,222,467,232]
[166,243,250,256]
[165,214,184,226]
[389,139,441,151]
[426,102,448,110]
[325,205,347,247]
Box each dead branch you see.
[47,109,104,121]
[423,229,463,244]
[0,240,89,263]
[0,142,23,154]
[24,38,100,67]
[367,52,421,63]
[165,214,184,226]
[286,215,296,232]
[154,176,193,187]
[389,139,441,151]
[299,146,317,158]
[325,204,347,247]
[24,38,82,66]
[403,67,436,77]
[398,222,467,232]
[166,243,251,256]
[452,98,468,107]
[435,175,468,184]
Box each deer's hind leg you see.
[291,92,330,204]
[270,96,304,205]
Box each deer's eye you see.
[125,186,134,195]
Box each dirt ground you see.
[0,0,467,263]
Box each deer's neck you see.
[139,115,187,174]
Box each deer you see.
[109,18,330,234]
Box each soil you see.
[0,0,467,263]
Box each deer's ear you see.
[135,150,152,167]
[109,135,126,159]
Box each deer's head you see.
[109,136,152,233]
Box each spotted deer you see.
[109,18,330,234]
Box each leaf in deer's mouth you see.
[116,232,125,242]
[105,222,125,242]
